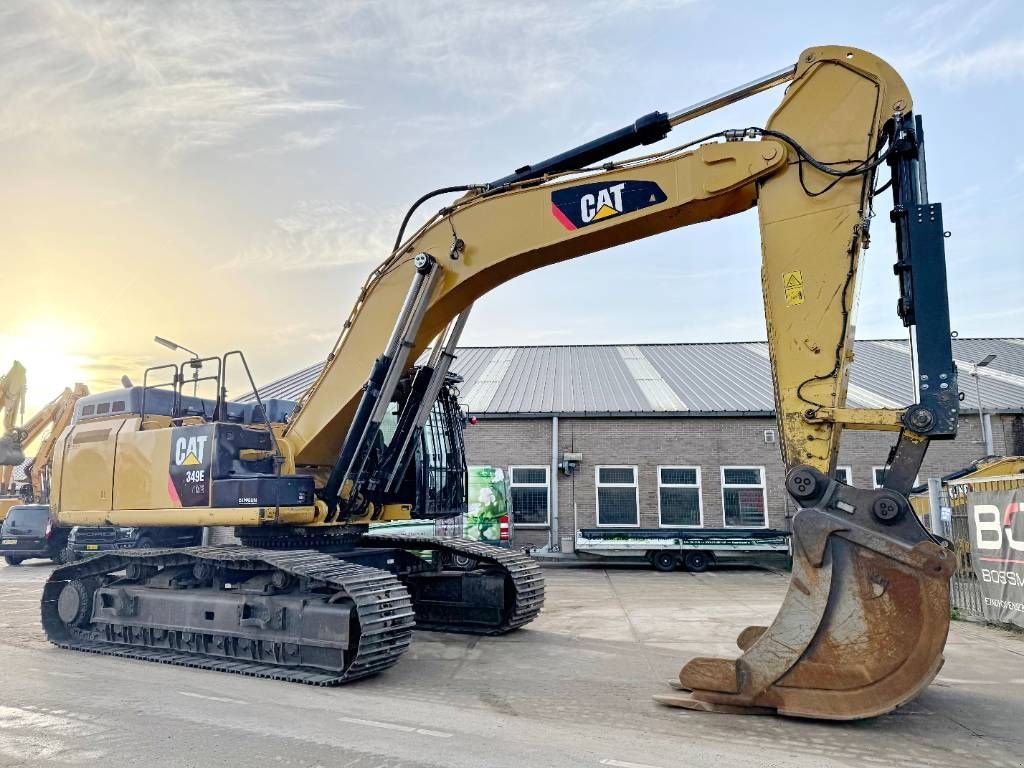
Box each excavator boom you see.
[44,45,957,721]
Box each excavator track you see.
[360,533,545,634]
[41,546,415,685]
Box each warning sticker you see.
[783,270,805,306]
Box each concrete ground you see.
[0,560,1021,768]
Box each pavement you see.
[0,559,1022,768]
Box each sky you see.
[2,0,1023,412]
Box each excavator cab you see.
[412,381,468,518]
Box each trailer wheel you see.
[652,551,678,572]
[683,551,712,573]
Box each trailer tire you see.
[683,551,712,573]
[652,551,679,572]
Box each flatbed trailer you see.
[574,527,791,572]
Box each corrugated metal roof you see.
[244,338,1024,417]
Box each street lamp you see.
[970,353,997,455]
[154,336,199,360]
[154,336,203,396]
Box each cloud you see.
[891,0,1017,82]
[0,0,705,157]
[79,353,161,391]
[219,200,403,271]
[935,39,1024,81]
[0,1,359,155]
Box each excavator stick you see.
[657,469,955,719]
[651,47,958,720]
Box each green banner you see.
[465,466,509,544]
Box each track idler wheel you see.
[655,468,955,720]
[56,579,96,629]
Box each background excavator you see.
[0,369,90,519]
[43,45,957,721]
[0,361,28,467]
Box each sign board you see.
[966,488,1024,629]
[464,466,509,544]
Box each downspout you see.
[551,416,559,552]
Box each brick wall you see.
[463,413,1013,548]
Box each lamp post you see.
[971,353,996,455]
[153,336,199,360]
[154,336,202,396]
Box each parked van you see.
[0,504,70,565]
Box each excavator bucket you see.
[0,433,25,466]
[656,474,955,720]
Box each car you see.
[67,525,203,559]
[0,504,70,565]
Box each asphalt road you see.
[0,559,1022,768]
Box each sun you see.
[0,322,90,414]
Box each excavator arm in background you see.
[0,360,27,461]
[0,383,89,497]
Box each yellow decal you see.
[783,270,805,306]
[593,204,618,221]
[182,452,201,466]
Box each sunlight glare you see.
[0,323,91,413]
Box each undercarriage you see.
[41,535,544,684]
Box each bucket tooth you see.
[658,485,955,721]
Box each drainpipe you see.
[927,478,944,537]
[551,416,559,552]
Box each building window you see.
[835,466,853,485]
[721,466,767,528]
[509,466,549,526]
[596,465,639,527]
[658,466,702,527]
[873,466,919,489]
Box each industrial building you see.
[252,337,1024,552]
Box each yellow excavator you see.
[43,45,958,721]
[0,360,28,466]
[0,379,90,518]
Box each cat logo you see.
[174,434,209,466]
[551,180,667,231]
[580,183,626,223]
[169,425,215,507]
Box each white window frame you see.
[657,465,703,528]
[507,465,550,528]
[835,466,853,486]
[720,465,768,529]
[872,466,919,489]
[595,465,640,528]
